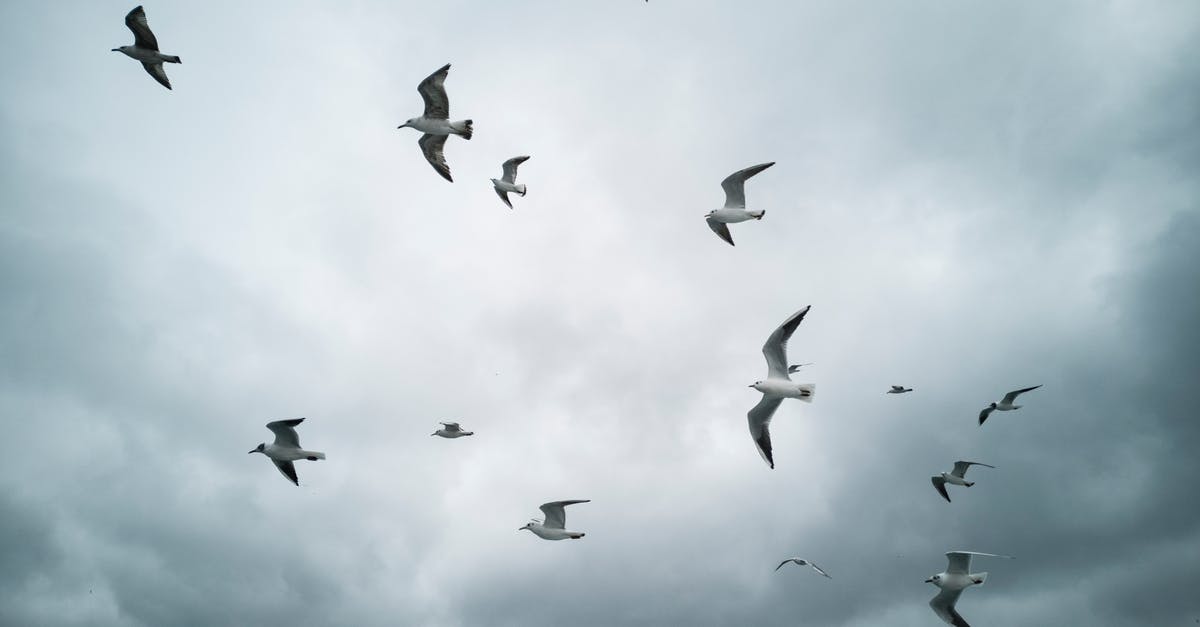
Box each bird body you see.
[931,461,994,502]
[432,422,474,438]
[926,551,1012,626]
[704,162,775,245]
[248,418,325,486]
[519,500,590,541]
[887,385,913,394]
[112,6,180,90]
[978,385,1042,425]
[747,306,816,468]
[397,64,473,182]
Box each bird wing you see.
[440,422,461,432]
[946,551,1012,574]
[273,460,299,486]
[1001,384,1042,405]
[266,418,304,448]
[774,559,796,571]
[501,155,529,183]
[705,216,735,246]
[417,63,451,119]
[891,385,904,392]
[124,6,160,51]
[539,499,590,529]
[142,62,171,90]
[977,406,994,425]
[419,133,452,182]
[720,162,775,208]
[929,588,969,626]
[495,187,512,209]
[762,306,810,379]
[748,396,784,469]
[931,476,951,503]
[952,461,995,478]
[807,562,832,578]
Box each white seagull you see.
[491,156,530,209]
[398,64,474,182]
[748,306,816,468]
[887,385,913,394]
[431,421,474,438]
[978,385,1042,425]
[112,6,181,90]
[248,418,326,486]
[926,551,1013,626]
[519,500,590,540]
[704,162,775,246]
[775,558,832,578]
[931,461,995,503]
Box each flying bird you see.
[112,6,181,90]
[747,306,816,468]
[491,156,530,209]
[926,551,1013,626]
[931,461,995,503]
[887,385,913,394]
[431,421,474,438]
[247,418,326,486]
[775,558,832,578]
[397,64,474,182]
[704,162,775,246]
[519,500,590,540]
[978,385,1042,425]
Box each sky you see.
[1,1,1198,625]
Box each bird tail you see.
[517,184,527,197]
[971,571,989,586]
[463,432,475,436]
[965,481,975,487]
[308,451,327,460]
[455,119,473,140]
[168,55,181,64]
[796,384,815,403]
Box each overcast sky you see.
[1,1,1198,626]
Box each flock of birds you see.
[109,5,1050,626]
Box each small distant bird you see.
[775,558,832,578]
[491,156,530,209]
[978,385,1042,425]
[787,363,813,374]
[519,500,590,540]
[748,306,816,468]
[398,64,473,182]
[248,418,326,486]
[431,422,474,438]
[705,162,775,246]
[887,385,913,394]
[926,551,1013,626]
[112,6,181,90]
[931,461,995,503]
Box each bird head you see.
[989,402,998,409]
[925,574,942,584]
[397,118,417,129]
[248,443,265,454]
[518,521,534,532]
[749,381,763,389]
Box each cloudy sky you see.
[2,1,1198,625]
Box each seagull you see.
[112,6,181,90]
[519,500,590,540]
[931,461,995,503]
[787,363,813,374]
[978,385,1042,425]
[491,156,530,209]
[397,64,473,182]
[431,421,474,438]
[926,551,1013,626]
[887,385,913,394]
[704,162,775,246]
[248,418,326,486]
[748,306,816,469]
[775,558,832,578]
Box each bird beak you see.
[247,449,256,454]
[748,384,755,388]
[397,123,407,129]
[111,48,119,52]
[924,578,934,583]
